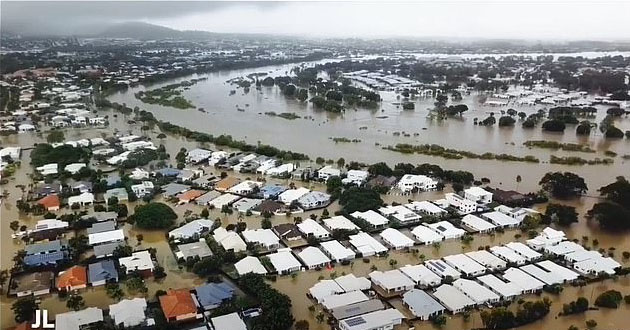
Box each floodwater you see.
[107,59,630,194]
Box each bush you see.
[594,290,622,308]
[542,119,566,132]
[130,202,177,229]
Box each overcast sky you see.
[2,1,629,40]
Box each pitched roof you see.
[57,266,87,289]
[195,282,234,308]
[37,194,60,209]
[88,260,118,284]
[159,289,197,319]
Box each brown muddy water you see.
[0,99,629,329]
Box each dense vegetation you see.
[539,172,588,198]
[134,79,204,109]
[587,176,630,230]
[238,273,294,330]
[480,298,551,329]
[30,144,90,167]
[129,202,177,229]
[523,140,594,153]
[387,143,539,163]
[339,187,384,213]
[544,203,578,226]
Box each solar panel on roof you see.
[346,317,367,327]
[437,225,446,231]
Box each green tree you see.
[11,297,39,323]
[105,283,124,301]
[594,290,622,308]
[545,203,578,226]
[338,187,383,213]
[46,130,65,143]
[539,172,587,198]
[130,202,177,229]
[66,294,85,311]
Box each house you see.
[241,229,281,250]
[573,256,620,276]
[233,198,262,213]
[69,181,93,194]
[369,270,415,295]
[130,168,150,180]
[334,274,372,292]
[342,170,369,186]
[159,289,198,323]
[520,264,564,285]
[379,228,414,250]
[186,148,213,164]
[273,223,303,242]
[68,192,94,206]
[297,219,330,239]
[211,313,247,330]
[88,229,124,246]
[320,240,356,262]
[464,187,493,204]
[169,219,214,240]
[543,241,584,257]
[81,211,118,223]
[399,264,441,288]
[37,194,60,211]
[33,182,62,198]
[495,205,539,222]
[405,201,447,216]
[266,163,296,177]
[103,188,128,204]
[424,221,466,240]
[278,187,310,205]
[487,188,534,207]
[425,259,461,279]
[477,274,522,300]
[402,289,445,320]
[25,219,69,239]
[192,174,218,189]
[234,256,268,276]
[57,266,88,291]
[502,268,545,293]
[213,227,247,252]
[348,232,388,257]
[527,227,566,250]
[24,240,69,267]
[461,214,496,233]
[94,242,124,259]
[208,151,228,166]
[297,191,331,210]
[118,251,154,276]
[88,260,118,286]
[195,191,222,206]
[207,193,240,209]
[444,193,477,214]
[9,271,54,297]
[55,308,103,330]
[323,215,360,232]
[465,250,507,271]
[481,211,521,228]
[110,298,154,328]
[267,249,302,274]
[161,183,190,197]
[227,180,262,196]
[317,165,341,182]
[366,175,397,191]
[411,225,443,245]
[175,239,213,260]
[453,279,500,305]
[505,242,542,261]
[258,185,287,199]
[350,210,389,229]
[297,246,331,269]
[443,254,487,277]
[338,309,404,330]
[321,290,369,310]
[195,282,234,310]
[432,284,476,313]
[309,280,345,302]
[490,246,527,265]
[131,181,154,197]
[214,177,240,192]
[397,174,438,192]
[379,205,422,225]
[254,199,284,214]
[176,189,204,204]
[64,163,86,174]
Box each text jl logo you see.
[32,310,54,329]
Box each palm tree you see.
[516,175,522,190]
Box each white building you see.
[317,165,341,182]
[502,268,544,293]
[213,227,247,252]
[526,227,566,250]
[399,264,441,288]
[505,242,542,261]
[278,187,310,205]
[322,290,369,310]
[234,256,267,276]
[241,229,280,250]
[453,278,500,305]
[490,246,527,265]
[432,284,475,313]
[168,219,213,240]
[461,214,496,233]
[397,174,438,192]
[323,216,360,232]
[482,211,521,228]
[186,148,213,164]
[36,163,58,175]
[405,201,447,216]
[118,251,154,274]
[109,298,153,328]
[342,170,369,186]
[211,313,247,330]
[350,210,389,229]
[443,254,487,277]
[309,280,344,302]
[379,205,422,224]
[267,249,302,275]
[297,219,330,239]
[464,187,493,204]
[465,250,507,271]
[379,228,414,250]
[411,225,443,245]
[68,192,94,206]
[573,256,620,276]
[445,193,477,214]
[64,163,86,174]
[298,246,331,270]
[477,274,522,300]
[88,229,125,246]
[348,232,388,257]
[338,309,404,330]
[520,264,564,285]
[320,240,356,262]
[227,180,263,196]
[424,221,466,240]
[131,181,154,197]
[425,259,461,279]
[402,289,445,321]
[334,274,372,292]
[369,270,415,294]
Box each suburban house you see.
[241,229,281,251]
[402,289,445,320]
[379,228,414,250]
[432,284,476,313]
[24,239,69,267]
[350,210,389,229]
[348,232,388,257]
[411,225,443,245]
[267,249,302,275]
[88,229,125,246]
[169,219,214,240]
[278,187,310,205]
[227,180,262,196]
[320,240,356,262]
[424,221,466,240]
[378,205,422,225]
[297,191,331,210]
[341,170,369,186]
[405,201,447,216]
[213,227,247,252]
[57,266,88,291]
[131,181,154,197]
[109,298,154,328]
[464,187,493,204]
[273,223,303,242]
[399,264,441,288]
[159,289,199,323]
[453,278,500,305]
[118,251,155,276]
[175,239,213,261]
[445,193,477,214]
[186,148,213,164]
[37,194,61,211]
[211,313,247,330]
[234,256,268,276]
[397,174,438,192]
[194,282,234,310]
[338,309,405,330]
[323,215,360,232]
[9,271,54,297]
[297,246,331,269]
[369,270,415,296]
[317,165,341,182]
[55,308,104,330]
[88,260,118,286]
[104,188,128,204]
[68,192,94,207]
[297,219,330,240]
[461,214,496,233]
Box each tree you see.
[338,187,383,213]
[594,290,622,308]
[498,116,516,127]
[12,297,39,323]
[481,308,516,329]
[295,320,309,330]
[201,208,209,218]
[10,221,19,232]
[539,172,587,198]
[576,121,593,135]
[326,176,342,199]
[542,119,566,132]
[125,274,148,295]
[66,294,85,311]
[588,177,630,230]
[46,130,65,143]
[545,203,578,226]
[130,202,177,229]
[368,162,393,176]
[238,273,294,330]
[261,217,272,229]
[105,283,124,301]
[605,126,624,138]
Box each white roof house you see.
[297,219,330,239]
[505,242,542,261]
[465,250,507,271]
[186,148,213,163]
[399,264,441,288]
[213,227,247,252]
[129,168,150,180]
[379,228,414,250]
[267,249,302,275]
[342,170,369,186]
[565,250,602,263]
[309,280,344,302]
[490,246,527,265]
[297,191,331,210]
[208,193,240,209]
[432,284,476,313]
[265,163,295,176]
[227,180,263,196]
[348,232,388,257]
[477,274,522,300]
[211,313,247,330]
[405,201,447,216]
[168,219,213,240]
[378,205,422,224]
[88,229,124,246]
[68,192,94,206]
[320,240,356,262]
[234,256,267,276]
[338,309,404,330]
[445,193,477,214]
[297,246,331,269]
[109,298,152,328]
[350,210,389,229]
[520,264,564,285]
[278,187,310,205]
[323,216,360,231]
[464,187,493,204]
[334,274,372,292]
[55,307,104,330]
[453,279,500,304]
[322,290,369,310]
[118,251,154,274]
[37,163,58,175]
[502,268,544,293]
[527,227,566,250]
[411,225,443,245]
[64,163,86,174]
[536,260,579,282]
[402,289,445,320]
[397,174,438,192]
[317,165,341,181]
[241,229,280,250]
[543,241,584,257]
[425,259,461,279]
[461,214,496,233]
[482,211,521,228]
[443,254,487,277]
[573,256,620,276]
[131,181,154,197]
[424,221,466,240]
[369,270,415,294]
